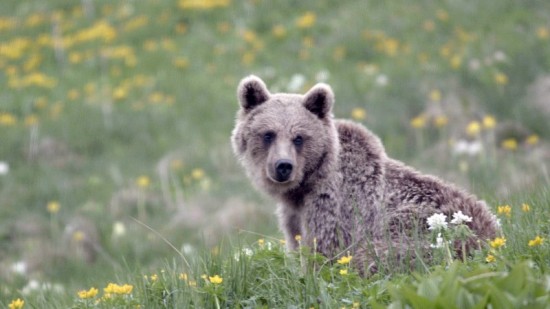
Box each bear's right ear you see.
[237,75,270,112]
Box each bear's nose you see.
[275,159,293,182]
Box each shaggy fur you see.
[231,75,499,273]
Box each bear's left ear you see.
[237,75,270,113]
[303,83,334,119]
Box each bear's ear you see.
[237,75,270,112]
[303,83,334,119]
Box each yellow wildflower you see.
[490,237,506,249]
[0,113,17,126]
[72,231,85,242]
[526,134,539,145]
[351,108,367,121]
[258,238,265,247]
[209,275,223,284]
[104,283,133,295]
[339,269,348,276]
[494,72,508,85]
[179,0,230,10]
[485,254,495,263]
[173,57,189,69]
[450,55,462,69]
[497,205,512,217]
[272,25,287,38]
[295,235,302,242]
[436,9,449,21]
[24,115,39,127]
[482,115,496,129]
[136,175,150,188]
[528,236,544,247]
[522,203,530,212]
[501,138,518,151]
[112,86,128,101]
[150,274,158,281]
[410,114,427,129]
[191,168,205,180]
[429,89,441,102]
[537,27,549,40]
[466,121,481,136]
[296,12,316,29]
[78,287,98,299]
[423,20,435,32]
[179,273,188,281]
[8,298,24,309]
[337,255,353,265]
[47,201,61,214]
[433,115,448,128]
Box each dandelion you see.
[272,25,286,38]
[497,205,512,217]
[8,298,24,309]
[494,72,508,85]
[522,203,531,212]
[78,287,98,299]
[351,108,367,121]
[191,168,205,180]
[485,254,495,263]
[209,275,223,284]
[179,273,188,281]
[433,115,448,128]
[490,237,506,249]
[501,138,517,151]
[258,238,265,247]
[296,12,316,28]
[537,26,549,40]
[47,201,61,214]
[410,114,427,129]
[136,175,150,188]
[427,213,448,230]
[528,236,544,247]
[337,255,353,265]
[429,89,442,102]
[450,211,472,225]
[482,115,496,129]
[525,134,539,145]
[295,235,302,242]
[466,121,481,136]
[339,269,348,276]
[150,274,158,282]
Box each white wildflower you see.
[430,233,445,248]
[315,70,330,82]
[287,74,306,92]
[375,74,389,87]
[450,211,473,225]
[0,161,9,175]
[427,213,448,230]
[11,261,27,275]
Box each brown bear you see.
[231,75,499,273]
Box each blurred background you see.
[1,0,549,299]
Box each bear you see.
[231,75,499,273]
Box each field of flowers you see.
[1,0,550,307]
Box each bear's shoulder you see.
[335,119,386,160]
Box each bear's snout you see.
[275,159,293,182]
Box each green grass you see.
[1,0,550,307]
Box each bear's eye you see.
[263,131,276,144]
[293,135,303,146]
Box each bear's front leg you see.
[276,204,303,251]
[304,194,350,258]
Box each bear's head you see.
[231,75,339,196]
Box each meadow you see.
[1,0,549,307]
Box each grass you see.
[1,0,550,307]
